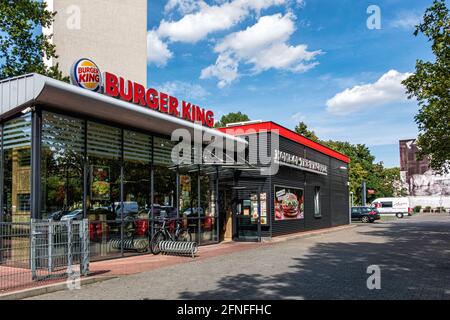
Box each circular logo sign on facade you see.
[70,58,102,92]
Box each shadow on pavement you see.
[179,218,450,300]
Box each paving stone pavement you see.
[29,214,450,300]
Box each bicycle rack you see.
[159,241,198,258]
[108,238,149,252]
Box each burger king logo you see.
[70,58,102,92]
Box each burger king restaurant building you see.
[0,64,350,261]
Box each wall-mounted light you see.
[21,106,34,114]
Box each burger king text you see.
[104,72,215,128]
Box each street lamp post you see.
[349,191,354,224]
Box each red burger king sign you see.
[70,58,102,92]
[69,58,215,127]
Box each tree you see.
[0,0,67,81]
[402,0,450,173]
[320,139,406,204]
[294,121,319,142]
[214,112,250,128]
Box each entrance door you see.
[233,190,261,242]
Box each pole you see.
[361,180,366,206]
[349,192,353,225]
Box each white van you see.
[371,197,411,219]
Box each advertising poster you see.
[251,198,258,224]
[274,186,304,221]
[260,193,267,225]
[91,166,110,200]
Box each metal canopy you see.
[0,73,247,147]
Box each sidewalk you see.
[89,241,260,277]
[1,224,354,299]
[89,224,354,277]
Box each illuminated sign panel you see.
[274,149,328,175]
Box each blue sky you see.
[146,0,443,168]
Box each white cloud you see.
[157,0,286,43]
[147,31,173,67]
[157,81,209,100]
[390,11,422,29]
[164,0,204,15]
[326,70,412,115]
[201,13,322,87]
[200,51,239,88]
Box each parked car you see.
[371,197,411,218]
[60,209,84,221]
[48,210,71,221]
[113,201,139,216]
[183,207,204,217]
[147,204,178,219]
[351,206,380,223]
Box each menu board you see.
[250,193,268,225]
[91,166,110,200]
[274,186,304,220]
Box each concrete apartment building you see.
[43,0,147,84]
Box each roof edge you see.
[217,121,350,164]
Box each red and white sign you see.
[104,72,215,128]
[70,58,102,92]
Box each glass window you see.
[199,172,218,244]
[87,122,122,258]
[153,137,177,219]
[381,202,393,208]
[123,130,151,251]
[2,115,32,223]
[17,194,31,212]
[314,186,321,217]
[41,112,85,219]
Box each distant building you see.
[43,0,147,84]
[400,139,450,197]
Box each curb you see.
[0,275,116,301]
[262,224,357,244]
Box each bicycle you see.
[150,216,192,254]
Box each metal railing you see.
[0,219,89,294]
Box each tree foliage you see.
[214,112,250,128]
[294,121,320,142]
[297,123,405,205]
[402,0,450,173]
[0,0,67,81]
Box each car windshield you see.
[67,209,82,216]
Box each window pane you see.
[123,130,151,255]
[87,122,121,159]
[200,172,218,244]
[153,137,177,220]
[314,186,321,216]
[2,115,32,223]
[154,137,175,165]
[87,122,122,259]
[41,112,85,219]
[381,202,393,208]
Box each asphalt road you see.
[30,214,450,300]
